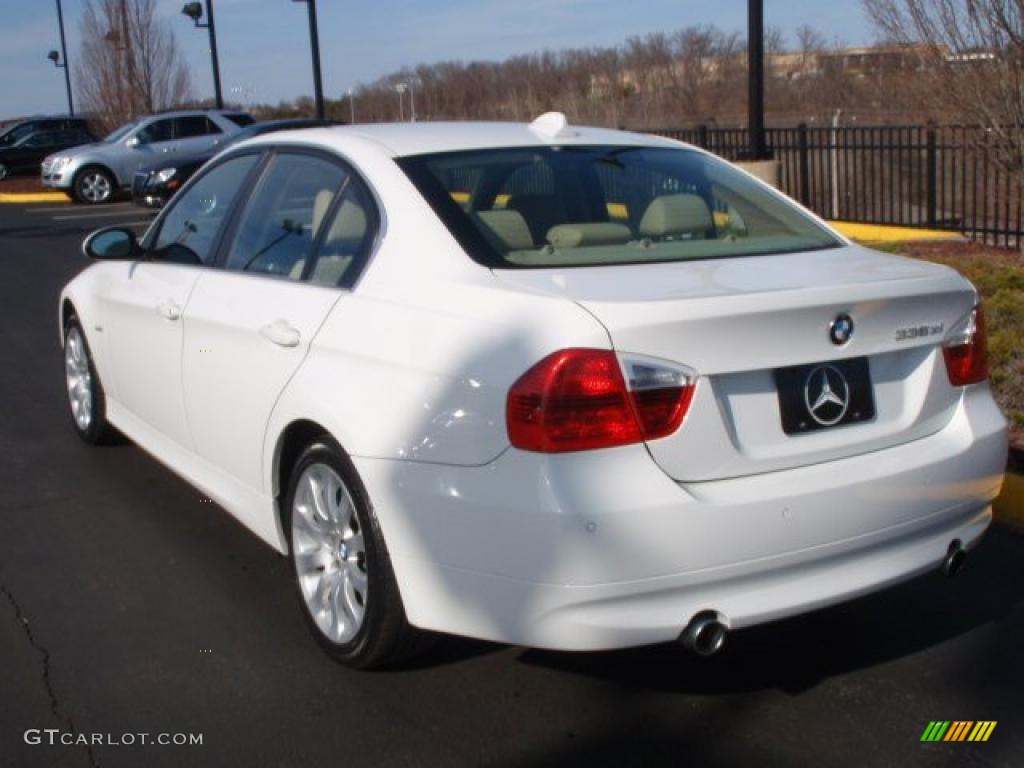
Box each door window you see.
[20,132,55,148]
[152,154,260,265]
[136,118,174,145]
[308,181,376,287]
[175,115,219,139]
[223,154,347,280]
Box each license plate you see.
[774,357,876,435]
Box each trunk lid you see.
[495,245,977,481]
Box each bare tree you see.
[260,24,940,129]
[78,0,192,130]
[863,0,1024,173]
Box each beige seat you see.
[311,198,367,286]
[639,194,714,240]
[476,209,535,251]
[289,189,335,279]
[288,190,368,284]
[546,222,631,248]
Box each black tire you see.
[73,166,115,204]
[63,316,115,444]
[284,438,428,668]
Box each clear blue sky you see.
[0,0,875,118]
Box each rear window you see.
[399,145,840,268]
[224,113,255,127]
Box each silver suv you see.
[41,110,252,204]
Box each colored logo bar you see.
[921,721,997,742]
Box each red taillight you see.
[507,349,696,453]
[943,305,988,386]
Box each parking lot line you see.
[26,203,135,214]
[51,210,153,221]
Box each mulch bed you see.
[0,176,54,194]
[900,240,1024,464]
[900,240,1024,268]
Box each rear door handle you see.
[157,300,181,321]
[260,320,301,348]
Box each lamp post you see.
[182,1,223,109]
[347,88,355,124]
[292,0,325,119]
[395,83,407,122]
[51,0,74,115]
[747,0,769,160]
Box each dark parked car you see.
[0,127,95,179]
[0,116,92,149]
[132,118,338,207]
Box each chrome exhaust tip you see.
[681,611,728,656]
[942,539,967,578]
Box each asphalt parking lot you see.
[1,198,1022,768]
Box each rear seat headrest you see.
[476,210,535,251]
[546,222,632,248]
[639,194,713,238]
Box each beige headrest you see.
[312,189,334,235]
[476,210,534,251]
[546,222,631,248]
[325,199,367,243]
[639,194,713,238]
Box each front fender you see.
[59,263,124,401]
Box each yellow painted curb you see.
[0,192,70,203]
[830,221,964,244]
[994,472,1024,528]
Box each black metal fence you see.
[651,125,1024,248]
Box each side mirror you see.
[83,227,140,260]
[126,135,141,148]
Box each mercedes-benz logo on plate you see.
[829,313,855,346]
[803,365,850,426]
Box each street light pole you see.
[747,0,769,160]
[181,1,223,109]
[54,0,74,115]
[293,0,325,119]
[395,83,407,122]
[205,0,224,109]
[347,88,355,124]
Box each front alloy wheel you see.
[64,318,113,443]
[75,169,113,204]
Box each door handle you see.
[259,320,301,348]
[157,301,181,321]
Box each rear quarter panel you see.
[262,274,610,497]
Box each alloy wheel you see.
[80,172,112,203]
[291,462,368,644]
[65,326,93,432]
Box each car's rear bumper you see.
[353,385,1007,651]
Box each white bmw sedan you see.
[60,115,1008,667]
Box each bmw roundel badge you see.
[829,313,854,346]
